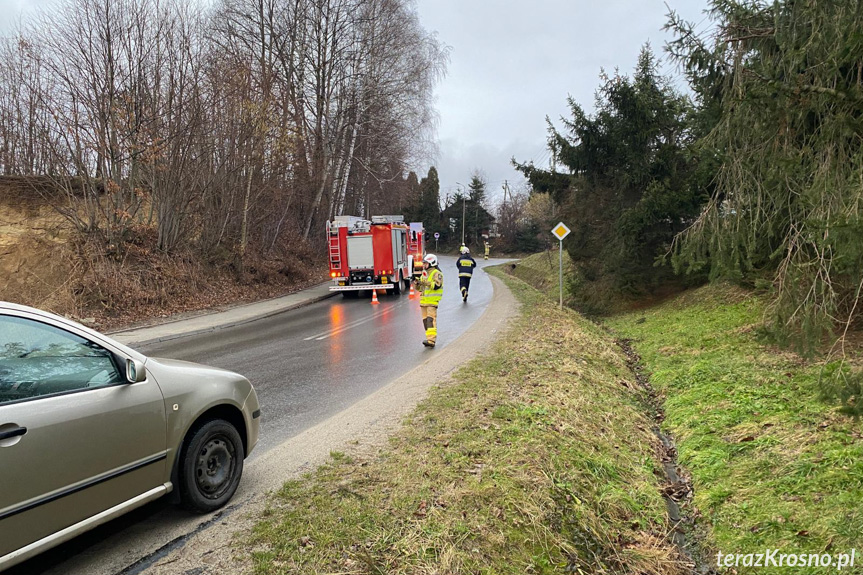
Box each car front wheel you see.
[178,419,244,513]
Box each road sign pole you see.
[550,222,571,309]
[559,240,563,308]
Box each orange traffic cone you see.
[409,282,416,298]
[371,289,380,305]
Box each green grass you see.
[503,254,862,572]
[608,284,863,574]
[507,249,577,307]
[243,270,690,575]
[509,250,657,316]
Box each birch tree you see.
[1,0,447,261]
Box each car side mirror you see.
[126,358,147,383]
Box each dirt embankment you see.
[0,182,75,312]
[0,177,326,331]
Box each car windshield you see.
[0,315,123,403]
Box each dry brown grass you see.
[0,180,325,330]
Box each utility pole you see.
[475,198,479,245]
[456,182,465,245]
[502,180,510,241]
[462,195,466,245]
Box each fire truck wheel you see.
[392,276,402,295]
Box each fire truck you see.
[327,215,425,295]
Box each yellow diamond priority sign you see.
[552,222,571,241]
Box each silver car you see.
[0,301,260,571]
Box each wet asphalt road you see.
[8,255,501,575]
[140,255,495,456]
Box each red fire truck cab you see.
[327,215,423,295]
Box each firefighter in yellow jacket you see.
[415,253,443,348]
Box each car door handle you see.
[0,426,27,440]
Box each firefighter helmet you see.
[423,254,438,267]
[459,245,469,254]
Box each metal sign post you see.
[551,222,571,308]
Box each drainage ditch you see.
[616,338,717,575]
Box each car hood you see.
[146,357,243,378]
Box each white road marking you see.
[303,299,410,340]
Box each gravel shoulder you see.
[137,274,519,575]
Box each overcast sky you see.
[1,0,713,210]
[0,0,48,29]
[413,0,711,207]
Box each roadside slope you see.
[0,181,325,331]
[514,251,862,573]
[242,269,689,574]
[609,286,863,573]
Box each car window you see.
[0,314,124,404]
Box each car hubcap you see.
[195,435,235,498]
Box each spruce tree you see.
[418,167,442,239]
[668,0,863,356]
[517,46,704,308]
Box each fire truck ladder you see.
[328,230,342,269]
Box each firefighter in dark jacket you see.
[415,253,443,347]
[456,245,477,302]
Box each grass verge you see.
[506,250,577,307]
[245,270,691,575]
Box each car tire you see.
[178,419,244,513]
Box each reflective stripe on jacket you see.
[457,256,477,278]
[420,268,443,306]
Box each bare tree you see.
[0,32,54,175]
[1,0,447,264]
[27,0,165,251]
